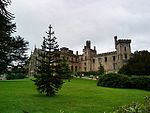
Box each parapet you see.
[117,39,131,44]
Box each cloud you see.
[8,0,150,54]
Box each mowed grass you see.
[0,78,150,113]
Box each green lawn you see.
[0,78,149,113]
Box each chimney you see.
[76,51,78,56]
[114,36,117,49]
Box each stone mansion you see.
[28,36,131,75]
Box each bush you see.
[97,73,130,88]
[130,76,150,90]
[97,73,150,91]
[6,73,26,80]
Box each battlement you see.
[117,39,131,44]
[96,51,117,57]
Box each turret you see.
[115,36,131,69]
[86,40,91,49]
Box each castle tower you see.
[114,36,131,70]
[81,40,97,72]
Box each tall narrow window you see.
[113,56,115,61]
[71,66,73,71]
[93,59,95,63]
[75,66,77,71]
[105,57,107,62]
[124,47,126,51]
[124,54,127,59]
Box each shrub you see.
[97,73,150,91]
[97,73,130,88]
[130,76,150,90]
[6,73,26,80]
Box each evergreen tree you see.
[0,0,16,74]
[33,25,63,96]
[58,59,72,81]
[0,0,29,75]
[10,36,29,74]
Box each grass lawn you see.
[0,78,150,113]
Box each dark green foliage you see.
[97,73,130,88]
[6,73,26,80]
[97,73,150,91]
[130,76,150,90]
[0,0,16,74]
[119,50,150,75]
[58,59,72,80]
[0,0,29,74]
[33,25,63,96]
[34,74,63,96]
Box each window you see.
[72,58,73,61]
[113,56,115,61]
[71,66,73,71]
[105,57,107,62]
[124,47,127,51]
[75,66,77,71]
[93,59,95,63]
[124,54,127,59]
[84,62,86,66]
[113,63,116,70]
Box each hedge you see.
[97,73,150,91]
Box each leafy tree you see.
[119,50,150,75]
[33,25,63,96]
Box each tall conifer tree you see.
[0,0,29,75]
[0,0,16,73]
[34,25,63,96]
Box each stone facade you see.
[28,36,131,75]
[59,36,131,73]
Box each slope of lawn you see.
[0,78,150,113]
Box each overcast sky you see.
[8,0,150,55]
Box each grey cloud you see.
[9,0,150,54]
